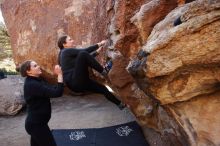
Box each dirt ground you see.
[0,94,136,146]
[0,93,167,146]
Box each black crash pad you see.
[52,121,149,146]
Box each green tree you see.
[0,22,15,73]
[0,22,11,60]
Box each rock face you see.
[168,91,220,146]
[1,0,220,145]
[1,0,108,80]
[0,76,25,115]
[141,0,220,145]
[143,0,220,104]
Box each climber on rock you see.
[57,35,126,110]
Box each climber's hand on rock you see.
[97,40,108,47]
[96,46,104,53]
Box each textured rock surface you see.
[1,0,220,145]
[0,76,24,115]
[131,0,178,44]
[168,91,220,146]
[144,0,220,104]
[141,0,220,145]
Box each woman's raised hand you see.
[54,65,62,76]
[54,65,63,83]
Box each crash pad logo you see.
[69,131,86,141]
[116,126,133,136]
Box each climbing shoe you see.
[104,60,113,73]
[101,60,113,77]
[118,102,127,110]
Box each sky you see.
[0,9,5,24]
